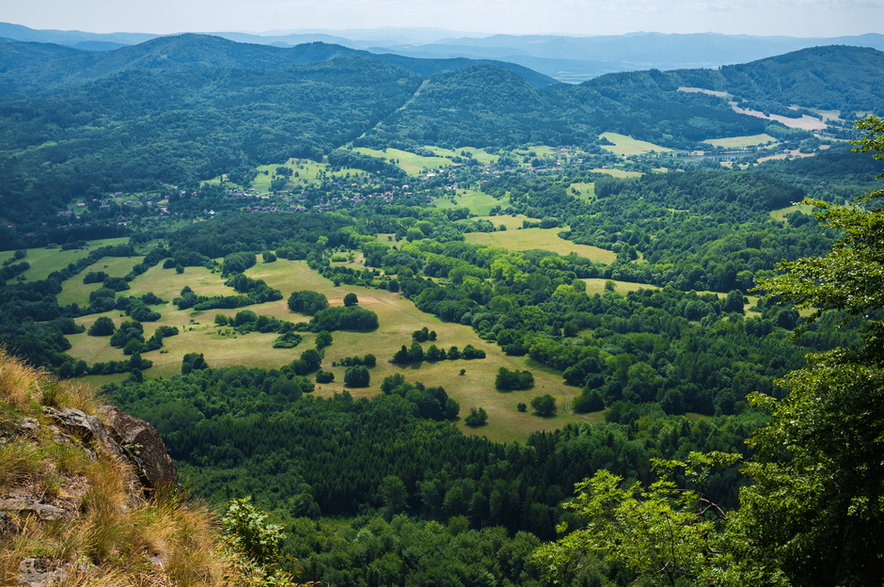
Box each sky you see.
[2,0,882,38]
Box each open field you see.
[569,182,595,201]
[703,134,777,148]
[433,189,509,215]
[353,147,454,176]
[465,228,617,264]
[246,260,596,442]
[590,167,644,179]
[57,255,145,307]
[424,146,500,165]
[0,238,129,282]
[65,258,596,442]
[770,203,814,223]
[470,214,539,230]
[580,278,658,296]
[599,132,673,156]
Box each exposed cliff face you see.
[0,351,237,586]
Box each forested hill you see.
[1,36,882,225]
[667,45,884,115]
[0,33,555,99]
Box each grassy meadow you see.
[470,214,539,230]
[465,228,617,264]
[433,189,509,215]
[353,147,454,175]
[599,132,673,156]
[569,182,596,201]
[590,167,644,178]
[56,255,145,307]
[423,145,500,165]
[0,238,128,282]
[770,203,815,223]
[63,257,598,442]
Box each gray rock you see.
[0,499,69,521]
[44,407,114,448]
[17,558,68,586]
[17,418,40,437]
[99,405,178,490]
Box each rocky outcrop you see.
[99,405,178,490]
[2,404,179,585]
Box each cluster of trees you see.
[495,367,535,391]
[304,306,379,332]
[287,290,329,315]
[214,310,296,335]
[391,342,485,364]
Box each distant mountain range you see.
[2,22,883,81]
[0,32,881,227]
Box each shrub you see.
[87,316,116,336]
[344,366,370,388]
[464,407,488,427]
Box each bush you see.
[344,365,370,388]
[343,292,358,306]
[495,368,534,391]
[573,389,605,413]
[182,353,208,375]
[316,370,335,384]
[87,316,116,336]
[464,407,488,427]
[287,290,329,315]
[531,394,557,417]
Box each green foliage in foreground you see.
[535,118,884,586]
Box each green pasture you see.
[57,255,145,307]
[569,182,595,201]
[0,238,129,282]
[246,260,594,442]
[433,189,509,215]
[770,203,814,223]
[425,146,500,164]
[580,278,658,296]
[703,133,777,148]
[470,214,538,230]
[465,228,617,264]
[590,167,644,179]
[64,258,593,441]
[353,147,454,176]
[599,132,673,156]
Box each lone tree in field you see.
[88,316,116,336]
[343,292,358,306]
[344,365,370,388]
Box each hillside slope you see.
[0,350,247,585]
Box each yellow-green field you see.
[433,189,509,215]
[465,228,617,264]
[353,147,454,176]
[423,146,500,165]
[65,259,596,442]
[703,134,777,148]
[251,158,365,192]
[590,167,644,179]
[569,182,595,201]
[470,214,539,230]
[599,132,673,156]
[57,255,145,307]
[580,278,658,296]
[770,203,814,223]
[0,238,129,282]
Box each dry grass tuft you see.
[0,350,248,585]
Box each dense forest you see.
[0,31,882,585]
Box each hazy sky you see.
[3,0,882,38]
